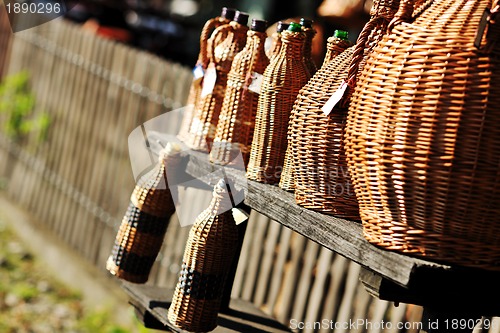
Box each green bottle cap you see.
[288,22,302,33]
[334,30,349,40]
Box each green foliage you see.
[0,71,51,142]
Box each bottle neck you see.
[323,36,351,65]
[279,31,306,59]
[302,27,315,60]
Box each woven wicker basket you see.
[279,31,352,192]
[107,148,181,283]
[184,12,249,152]
[210,19,269,166]
[345,0,500,269]
[178,8,236,142]
[246,24,312,185]
[281,0,400,218]
[168,179,238,332]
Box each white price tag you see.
[192,64,205,81]
[248,72,264,94]
[201,66,217,97]
[322,80,348,116]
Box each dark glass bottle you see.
[246,22,312,184]
[210,19,270,166]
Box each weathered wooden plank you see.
[122,283,292,333]
[184,148,500,292]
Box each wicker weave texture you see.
[168,180,238,332]
[107,160,176,283]
[282,0,400,218]
[185,22,249,152]
[279,36,352,192]
[210,30,270,166]
[345,0,500,269]
[246,30,311,184]
[303,27,318,77]
[178,16,231,142]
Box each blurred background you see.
[64,0,371,66]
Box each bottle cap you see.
[251,19,268,32]
[234,11,249,26]
[334,30,349,40]
[221,7,237,20]
[300,18,314,28]
[287,22,302,33]
[276,21,289,33]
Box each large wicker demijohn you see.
[345,0,500,269]
[279,30,352,191]
[282,0,401,218]
[246,23,312,185]
[167,179,239,332]
[178,8,236,142]
[210,19,270,166]
[107,144,181,283]
[184,12,250,152]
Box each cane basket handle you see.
[199,18,221,70]
[208,24,234,66]
[387,0,416,31]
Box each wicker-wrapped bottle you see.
[246,23,312,184]
[266,21,290,60]
[210,19,270,166]
[285,0,401,219]
[178,8,236,142]
[300,18,318,76]
[185,11,250,152]
[344,0,500,269]
[279,30,352,191]
[107,144,181,283]
[167,179,239,332]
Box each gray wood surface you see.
[122,283,292,333]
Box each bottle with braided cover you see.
[167,179,238,332]
[210,19,270,166]
[178,8,236,142]
[185,12,249,152]
[266,21,290,60]
[246,22,312,184]
[284,0,401,219]
[279,30,352,192]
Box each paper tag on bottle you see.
[201,66,217,97]
[322,80,348,116]
[192,64,205,81]
[248,72,264,94]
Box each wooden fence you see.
[1,13,497,333]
